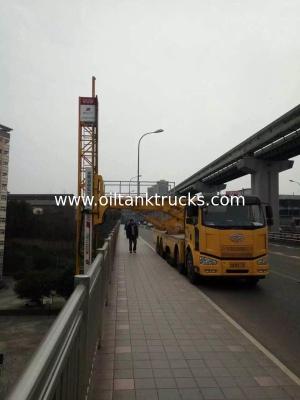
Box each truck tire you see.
[165,248,172,265]
[159,239,164,257]
[186,252,198,284]
[178,263,186,275]
[156,237,160,254]
[174,248,184,274]
[173,248,179,268]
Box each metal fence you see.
[104,180,176,196]
[7,222,120,400]
[269,232,300,245]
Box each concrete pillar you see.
[237,157,294,232]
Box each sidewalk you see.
[90,232,300,400]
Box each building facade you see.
[147,180,170,196]
[279,194,300,227]
[0,124,12,282]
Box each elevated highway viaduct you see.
[174,104,300,231]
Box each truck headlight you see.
[257,257,268,265]
[200,256,217,265]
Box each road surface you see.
[139,227,300,377]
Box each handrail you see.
[7,285,86,400]
[269,232,300,244]
[7,221,120,400]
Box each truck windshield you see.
[202,204,265,228]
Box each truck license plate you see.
[229,262,245,268]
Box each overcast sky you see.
[1,0,300,195]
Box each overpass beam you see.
[194,182,226,194]
[237,158,294,231]
[176,182,226,196]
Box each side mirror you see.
[265,205,273,226]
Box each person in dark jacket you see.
[125,219,139,253]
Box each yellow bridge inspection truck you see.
[92,176,273,286]
[153,196,273,285]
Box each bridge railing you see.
[7,221,120,400]
[269,231,300,245]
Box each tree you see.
[55,265,74,299]
[14,263,74,304]
[5,200,34,239]
[14,270,53,304]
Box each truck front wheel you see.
[186,252,198,284]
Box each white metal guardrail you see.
[7,221,120,400]
[269,232,300,244]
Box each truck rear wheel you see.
[159,238,164,257]
[186,252,198,284]
[156,237,160,254]
[174,248,183,273]
[165,247,172,264]
[173,248,179,268]
[175,250,186,274]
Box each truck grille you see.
[221,245,253,258]
[226,269,249,273]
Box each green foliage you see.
[4,199,76,304]
[55,265,74,299]
[14,270,53,304]
[5,199,119,305]
[14,264,74,304]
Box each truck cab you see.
[184,196,270,284]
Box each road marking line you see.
[141,234,300,386]
[270,243,300,250]
[269,251,300,259]
[269,251,285,256]
[140,236,156,251]
[271,270,300,282]
[198,290,300,386]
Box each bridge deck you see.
[90,231,300,400]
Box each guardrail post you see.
[74,275,91,400]
[97,245,109,316]
[105,235,112,283]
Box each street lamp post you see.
[129,175,141,195]
[289,179,300,187]
[137,129,164,196]
[290,179,300,195]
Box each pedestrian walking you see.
[125,219,138,253]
